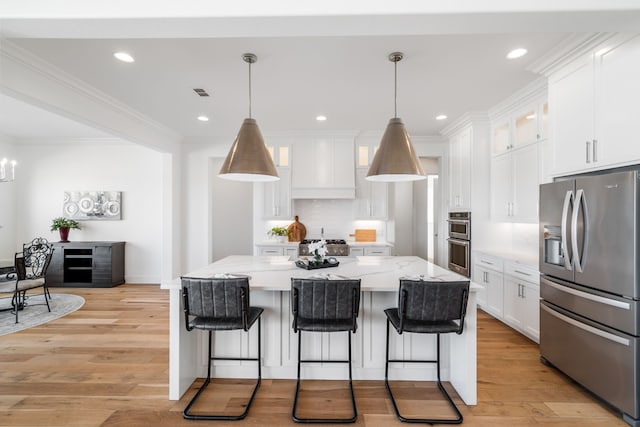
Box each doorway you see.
[413,158,440,263]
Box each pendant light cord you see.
[248,59,252,119]
[394,58,398,119]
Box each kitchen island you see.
[162,256,479,404]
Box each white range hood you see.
[291,137,355,199]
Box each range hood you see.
[291,138,355,199]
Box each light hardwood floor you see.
[0,284,627,426]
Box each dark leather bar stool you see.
[384,279,470,424]
[181,276,263,421]
[290,277,361,423]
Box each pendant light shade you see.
[367,52,425,182]
[219,53,279,182]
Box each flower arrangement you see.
[308,239,327,264]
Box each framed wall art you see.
[63,191,122,221]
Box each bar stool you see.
[384,279,470,424]
[290,277,361,423]
[181,276,263,421]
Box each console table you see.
[46,241,125,287]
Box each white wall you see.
[14,141,163,283]
[0,135,17,262]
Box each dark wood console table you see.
[46,241,125,288]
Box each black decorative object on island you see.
[295,258,340,270]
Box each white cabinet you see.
[258,245,298,258]
[349,247,364,257]
[262,168,291,219]
[474,252,540,342]
[550,34,640,176]
[491,99,547,157]
[354,169,388,219]
[364,246,391,256]
[448,127,471,210]
[473,253,503,318]
[502,263,540,342]
[491,143,539,223]
[349,245,391,256]
[262,142,291,219]
[291,138,355,199]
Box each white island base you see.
[164,256,478,405]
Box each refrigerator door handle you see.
[561,190,573,271]
[543,278,631,310]
[571,189,585,273]
[541,304,630,346]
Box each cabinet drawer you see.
[259,248,284,256]
[349,247,364,257]
[474,253,503,272]
[364,247,390,256]
[504,262,539,284]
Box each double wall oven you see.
[447,212,471,277]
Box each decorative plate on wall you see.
[63,191,122,220]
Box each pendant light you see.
[367,52,426,182]
[219,53,279,182]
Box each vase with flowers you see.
[307,239,327,265]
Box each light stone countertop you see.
[168,255,479,292]
[473,249,538,270]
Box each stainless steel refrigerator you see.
[539,168,640,427]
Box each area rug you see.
[0,293,85,336]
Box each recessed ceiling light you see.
[507,48,528,59]
[114,52,135,63]
[316,115,327,121]
[197,116,209,122]
[526,114,536,120]
[435,114,448,121]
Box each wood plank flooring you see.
[0,284,628,426]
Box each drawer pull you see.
[541,304,630,346]
[480,260,494,265]
[514,269,532,277]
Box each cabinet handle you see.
[521,285,526,299]
[517,283,522,298]
[480,260,494,266]
[514,269,532,277]
[593,139,598,162]
[586,140,591,163]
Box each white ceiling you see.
[1,2,639,143]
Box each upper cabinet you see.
[489,86,545,223]
[448,127,472,210]
[491,98,548,157]
[354,169,388,219]
[354,140,387,219]
[262,142,292,219]
[291,137,355,199]
[549,33,640,176]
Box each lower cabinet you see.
[257,245,298,258]
[349,246,391,256]
[474,252,540,343]
[47,241,125,288]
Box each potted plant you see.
[51,217,81,242]
[268,226,290,243]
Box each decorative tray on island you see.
[295,258,340,270]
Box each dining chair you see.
[181,276,263,421]
[384,279,470,424]
[0,239,54,323]
[290,277,361,423]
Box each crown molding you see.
[1,40,182,146]
[15,137,127,145]
[488,77,548,121]
[440,111,489,138]
[527,32,617,77]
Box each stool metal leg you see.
[385,320,463,424]
[183,317,262,421]
[292,330,358,423]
